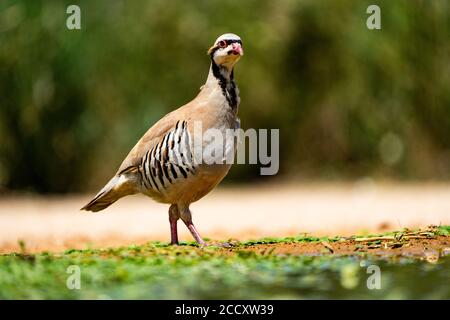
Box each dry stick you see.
[320,241,334,253]
[355,235,435,242]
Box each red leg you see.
[179,206,206,246]
[185,221,206,246]
[169,204,179,245]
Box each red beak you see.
[231,43,244,56]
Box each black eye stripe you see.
[209,39,242,57]
[217,39,242,46]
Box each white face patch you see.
[214,33,241,45]
[210,33,243,69]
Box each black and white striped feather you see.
[137,120,196,193]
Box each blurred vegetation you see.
[1,229,449,299]
[0,0,449,193]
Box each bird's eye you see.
[217,40,227,48]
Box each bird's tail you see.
[81,173,137,212]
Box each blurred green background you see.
[0,0,449,194]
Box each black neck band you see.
[211,59,238,109]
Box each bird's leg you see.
[179,206,206,246]
[168,204,180,245]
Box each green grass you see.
[0,226,449,299]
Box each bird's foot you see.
[168,240,237,248]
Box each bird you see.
[81,33,244,246]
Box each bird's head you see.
[208,33,243,70]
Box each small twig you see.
[404,235,435,240]
[355,236,396,242]
[355,235,435,242]
[320,241,334,253]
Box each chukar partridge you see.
[82,33,244,245]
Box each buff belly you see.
[142,163,232,205]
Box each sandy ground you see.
[0,182,449,253]
[240,235,450,259]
